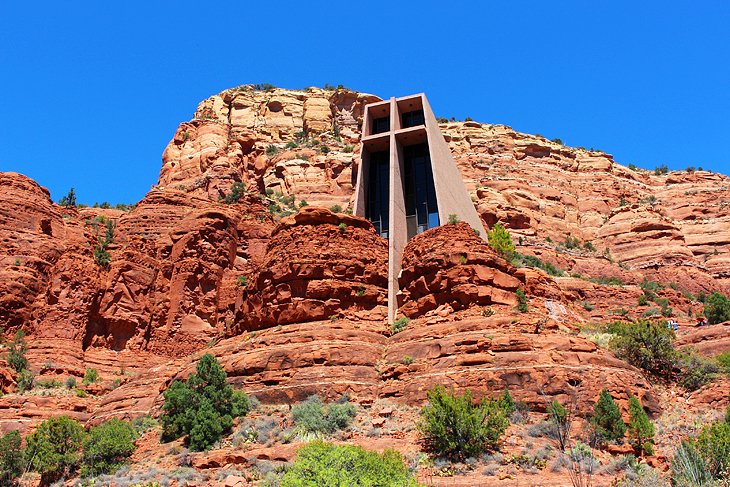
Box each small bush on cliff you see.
[627,396,654,456]
[609,320,677,378]
[221,181,246,204]
[590,389,626,445]
[58,187,77,207]
[419,385,509,460]
[280,441,418,487]
[391,317,410,334]
[547,400,571,450]
[447,213,460,224]
[81,418,137,477]
[515,289,529,313]
[25,416,86,483]
[704,292,730,324]
[487,223,516,261]
[7,330,28,372]
[161,353,250,451]
[0,430,24,486]
[83,368,99,385]
[291,395,356,436]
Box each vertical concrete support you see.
[357,93,486,322]
[421,96,486,240]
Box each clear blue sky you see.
[2,1,729,205]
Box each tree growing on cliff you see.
[627,396,654,456]
[487,223,516,261]
[590,389,626,445]
[7,330,28,372]
[609,320,677,378]
[419,385,509,460]
[25,416,86,483]
[704,292,730,325]
[161,353,250,451]
[58,188,77,207]
[0,430,24,486]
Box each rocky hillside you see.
[1,85,729,486]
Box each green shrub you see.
[609,320,677,378]
[266,145,279,156]
[161,353,250,451]
[678,352,719,391]
[696,421,730,478]
[81,418,137,477]
[419,385,509,460]
[590,389,626,444]
[391,317,410,334]
[17,369,34,392]
[281,440,418,487]
[671,440,712,486]
[222,181,246,204]
[515,289,529,313]
[402,355,414,365]
[7,330,28,372]
[704,292,730,324]
[0,430,24,485]
[627,396,654,456]
[654,164,669,175]
[447,213,459,224]
[547,400,571,450]
[236,275,248,287]
[83,368,99,385]
[638,294,648,306]
[58,188,77,207]
[329,204,343,213]
[291,395,356,435]
[487,223,516,261]
[498,389,516,416]
[343,145,354,153]
[26,416,86,483]
[338,222,347,232]
[513,254,564,276]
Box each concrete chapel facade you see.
[353,93,486,321]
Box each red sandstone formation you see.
[1,86,729,484]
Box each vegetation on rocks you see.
[161,353,250,451]
[627,396,655,456]
[487,222,516,261]
[590,389,626,445]
[704,291,730,324]
[281,441,419,487]
[291,395,357,436]
[419,385,510,460]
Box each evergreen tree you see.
[590,389,626,444]
[0,430,24,486]
[704,292,730,324]
[487,223,516,261]
[7,330,28,372]
[58,188,77,207]
[81,418,137,477]
[25,416,86,483]
[161,353,250,451]
[627,396,654,456]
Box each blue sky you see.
[1,1,728,205]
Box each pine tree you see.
[487,223,516,261]
[590,389,626,444]
[628,395,654,456]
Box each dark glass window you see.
[366,151,390,238]
[372,116,390,134]
[403,143,439,239]
[401,109,425,128]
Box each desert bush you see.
[671,440,712,486]
[161,353,250,451]
[83,368,99,385]
[447,213,460,224]
[515,289,529,313]
[81,418,137,477]
[0,430,24,485]
[17,369,34,392]
[547,400,571,450]
[7,330,28,372]
[65,376,77,389]
[513,253,564,276]
[627,396,654,456]
[26,416,86,483]
[419,385,509,460]
[291,395,356,435]
[590,389,626,445]
[654,164,669,175]
[487,223,516,261]
[266,145,279,156]
[704,292,730,324]
[222,181,246,204]
[391,317,410,334]
[281,440,418,487]
[609,320,677,378]
[695,421,730,478]
[678,352,719,391]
